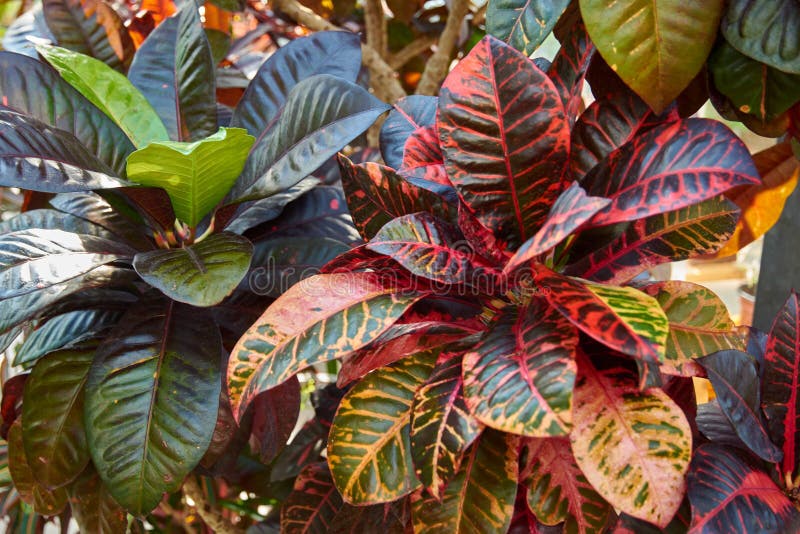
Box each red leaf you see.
[380,95,438,170]
[547,22,595,125]
[438,35,570,249]
[581,119,760,227]
[249,376,300,464]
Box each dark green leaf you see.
[721,0,800,74]
[22,343,94,488]
[85,298,222,515]
[133,232,253,307]
[487,0,570,55]
[0,109,129,193]
[128,5,217,141]
[228,75,390,203]
[42,0,134,72]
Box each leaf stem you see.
[183,475,245,534]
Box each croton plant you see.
[2,0,800,532]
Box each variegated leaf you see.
[228,273,423,420]
[570,353,691,527]
[328,352,436,504]
[463,300,577,436]
[281,462,344,533]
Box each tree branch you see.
[364,0,387,59]
[272,0,406,103]
[388,34,437,69]
[415,0,471,95]
[183,476,245,534]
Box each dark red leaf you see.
[438,35,570,249]
[762,291,800,477]
[0,374,27,439]
[504,182,610,273]
[380,95,438,170]
[547,22,594,125]
[581,119,760,227]
[458,202,510,266]
[688,444,800,533]
[398,124,452,192]
[249,376,301,464]
[320,244,398,274]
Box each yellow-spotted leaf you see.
[524,437,612,532]
[411,353,483,498]
[410,429,518,533]
[570,353,691,528]
[228,273,424,420]
[642,281,745,377]
[462,299,577,436]
[328,352,436,504]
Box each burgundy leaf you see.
[249,376,301,464]
[688,444,800,533]
[547,22,595,125]
[762,291,800,477]
[504,182,610,273]
[438,35,570,249]
[581,119,760,227]
[380,95,438,170]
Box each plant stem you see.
[364,0,387,59]
[415,0,470,96]
[183,476,245,534]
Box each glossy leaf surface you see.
[380,95,438,170]
[126,127,254,227]
[570,355,691,527]
[721,0,800,73]
[643,281,744,377]
[229,75,390,203]
[0,51,134,174]
[232,30,361,138]
[85,299,222,515]
[281,462,343,533]
[580,0,723,112]
[410,429,518,533]
[228,273,422,419]
[688,444,800,532]
[411,353,482,497]
[581,119,759,227]
[21,344,94,488]
[487,0,570,55]
[463,300,577,436]
[339,156,455,240]
[7,421,67,515]
[128,5,217,141]
[762,292,800,477]
[524,437,612,531]
[328,353,436,504]
[438,35,569,249]
[698,350,782,463]
[547,21,594,124]
[36,44,168,148]
[133,232,252,307]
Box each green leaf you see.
[328,352,436,504]
[709,39,800,121]
[128,5,217,141]
[487,0,570,55]
[0,229,133,299]
[36,44,169,148]
[227,272,423,420]
[85,299,222,515]
[281,462,344,533]
[721,0,800,74]
[463,300,577,436]
[7,420,68,516]
[21,343,94,488]
[570,353,691,528]
[228,74,390,203]
[580,0,724,112]
[411,353,483,498]
[642,281,744,377]
[68,468,127,534]
[0,52,134,175]
[0,109,129,193]
[410,429,518,533]
[524,437,612,531]
[42,0,134,72]
[126,127,254,226]
[133,232,253,307]
[14,309,122,369]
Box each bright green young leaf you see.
[580,0,724,112]
[22,343,94,489]
[487,0,570,55]
[68,468,128,534]
[7,421,68,516]
[133,232,253,307]
[126,127,254,227]
[85,299,222,516]
[570,353,691,528]
[36,44,169,148]
[328,352,436,504]
[410,429,518,533]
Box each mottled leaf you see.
[380,95,438,170]
[281,462,344,534]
